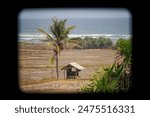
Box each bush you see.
[67,37,113,49]
[82,38,132,93]
[80,36,113,49]
[82,66,119,93]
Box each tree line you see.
[68,37,113,49]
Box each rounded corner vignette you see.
[18,8,132,94]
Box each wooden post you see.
[64,69,65,79]
[76,68,77,78]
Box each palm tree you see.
[37,17,75,79]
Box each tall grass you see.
[82,38,132,93]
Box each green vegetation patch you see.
[82,38,132,93]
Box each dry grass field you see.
[18,42,117,93]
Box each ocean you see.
[18,18,132,43]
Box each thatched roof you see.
[61,62,85,70]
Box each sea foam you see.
[18,33,131,44]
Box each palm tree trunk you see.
[56,52,59,79]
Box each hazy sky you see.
[19,8,131,19]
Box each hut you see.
[61,62,85,79]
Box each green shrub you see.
[80,36,113,49]
[82,38,132,93]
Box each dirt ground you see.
[18,42,117,93]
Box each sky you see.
[19,8,131,19]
